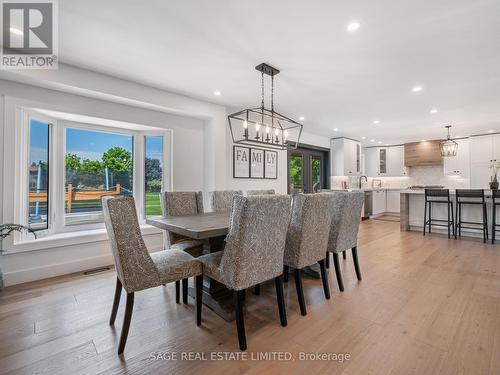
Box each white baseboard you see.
[3,254,114,287]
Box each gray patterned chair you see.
[198,195,292,350]
[325,191,364,291]
[208,190,243,212]
[161,191,205,304]
[283,193,341,315]
[246,189,275,196]
[102,196,203,355]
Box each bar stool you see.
[455,189,488,243]
[423,189,454,239]
[492,190,500,244]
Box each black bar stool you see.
[492,189,500,244]
[423,189,454,239]
[455,189,488,243]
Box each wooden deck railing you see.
[29,183,121,213]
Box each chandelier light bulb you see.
[274,128,279,135]
[243,120,248,129]
[266,126,270,134]
[255,123,260,131]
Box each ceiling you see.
[58,0,500,145]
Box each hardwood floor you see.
[0,220,498,374]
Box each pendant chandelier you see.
[228,63,303,150]
[440,125,458,157]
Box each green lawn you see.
[145,192,162,216]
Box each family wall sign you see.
[233,146,278,179]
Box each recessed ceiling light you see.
[421,139,427,142]
[373,120,380,125]
[333,128,338,132]
[213,90,221,96]
[370,139,375,142]
[488,130,494,133]
[298,116,305,121]
[378,141,382,144]
[412,85,423,93]
[361,136,366,139]
[9,27,23,36]
[385,144,389,146]
[347,21,361,32]
[430,108,438,114]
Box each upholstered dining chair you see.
[325,191,364,292]
[102,196,203,355]
[283,193,341,315]
[246,189,275,195]
[161,191,205,304]
[198,195,292,350]
[208,190,243,212]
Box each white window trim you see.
[5,106,171,253]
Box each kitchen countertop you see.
[400,189,494,196]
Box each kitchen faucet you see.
[359,175,368,189]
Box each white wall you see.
[0,65,228,286]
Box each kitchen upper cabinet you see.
[364,146,407,177]
[331,138,361,176]
[388,146,408,176]
[372,189,387,215]
[443,138,470,177]
[470,135,497,188]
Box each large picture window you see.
[65,128,134,225]
[17,109,170,241]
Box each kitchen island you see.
[400,189,496,238]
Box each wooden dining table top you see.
[146,212,231,240]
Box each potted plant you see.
[0,224,37,290]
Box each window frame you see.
[12,108,171,245]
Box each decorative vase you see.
[490,181,499,190]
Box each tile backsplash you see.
[331,165,470,189]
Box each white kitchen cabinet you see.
[443,138,470,177]
[470,135,497,188]
[364,146,407,177]
[388,146,408,176]
[331,138,361,176]
[386,190,401,213]
[372,189,387,215]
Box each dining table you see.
[146,212,235,321]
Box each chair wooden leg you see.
[109,277,122,325]
[333,253,344,292]
[254,284,261,296]
[294,269,307,316]
[175,280,180,304]
[274,275,287,326]
[342,250,347,260]
[318,259,330,300]
[234,290,247,351]
[352,246,362,281]
[283,265,289,283]
[182,279,188,304]
[118,292,134,355]
[325,252,330,269]
[195,275,203,326]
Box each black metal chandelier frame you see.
[228,63,303,151]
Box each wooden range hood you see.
[404,140,443,167]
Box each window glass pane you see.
[28,119,50,231]
[311,156,321,191]
[289,154,303,193]
[145,136,163,217]
[65,128,133,225]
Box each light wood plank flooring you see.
[0,220,498,375]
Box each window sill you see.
[3,224,163,254]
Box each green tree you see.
[102,147,132,173]
[80,159,104,175]
[65,153,81,171]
